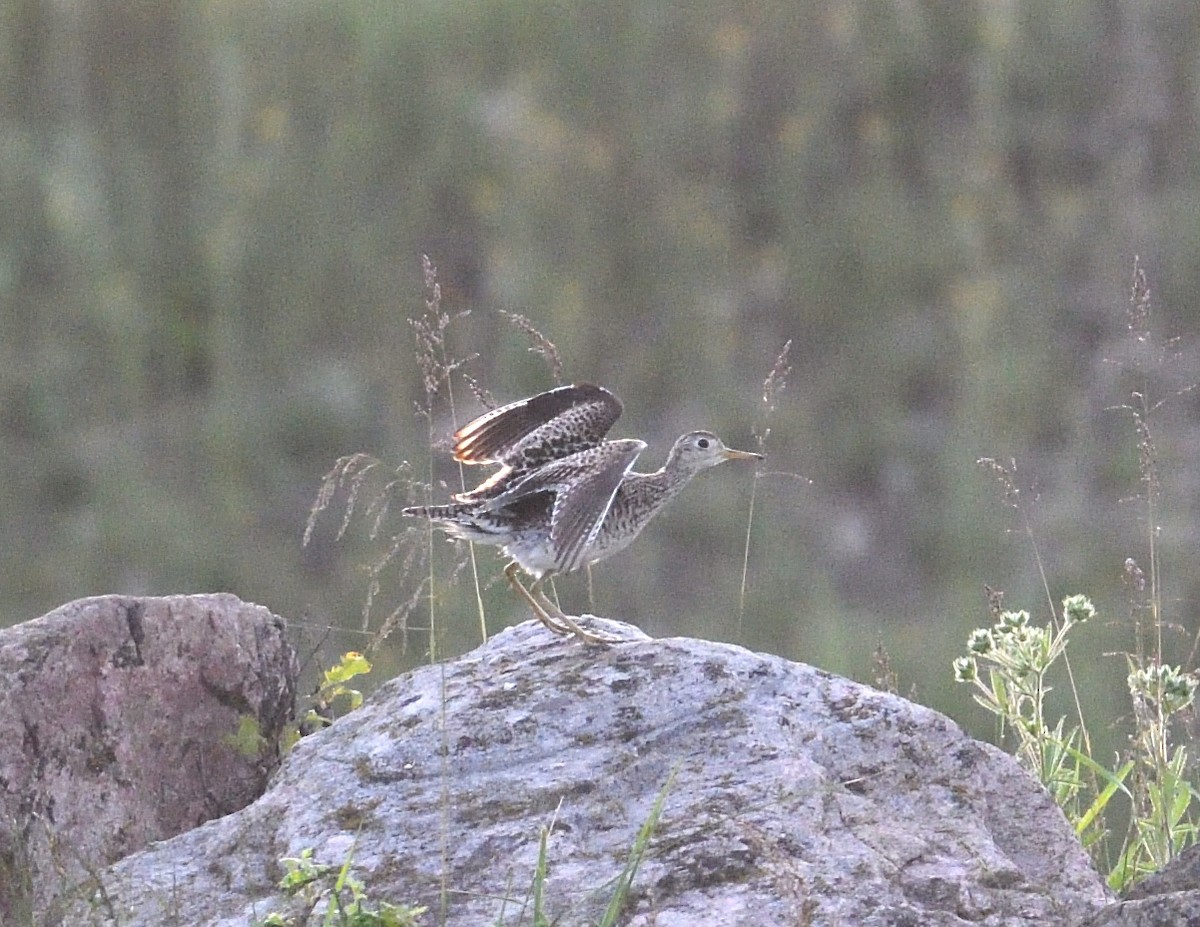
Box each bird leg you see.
[504,562,572,636]
[529,577,622,645]
[504,562,618,645]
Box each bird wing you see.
[484,439,646,573]
[452,384,623,502]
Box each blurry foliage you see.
[3,0,1200,747]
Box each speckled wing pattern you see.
[452,384,624,502]
[483,439,647,573]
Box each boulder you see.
[1084,842,1200,926]
[62,615,1110,927]
[0,594,297,924]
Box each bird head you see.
[667,431,762,474]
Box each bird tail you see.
[401,503,509,544]
[401,503,468,520]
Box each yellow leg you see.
[504,562,571,636]
[532,578,621,645]
[504,563,618,645]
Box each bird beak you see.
[722,447,764,461]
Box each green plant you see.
[960,258,1200,893]
[257,847,427,927]
[953,595,1122,850]
[954,594,1198,891]
[1109,659,1199,887]
[493,773,674,927]
[300,651,373,733]
[255,775,671,927]
[953,597,1094,808]
[595,768,674,926]
[1104,259,1200,888]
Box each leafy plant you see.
[299,651,373,736]
[953,595,1124,852]
[257,847,427,927]
[960,258,1200,893]
[955,594,1197,891]
[255,774,672,927]
[954,596,1098,816]
[1110,661,1199,887]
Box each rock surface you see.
[0,594,297,924]
[1083,842,1200,926]
[63,615,1110,927]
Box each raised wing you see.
[453,384,623,502]
[484,439,646,573]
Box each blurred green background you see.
[4,0,1200,751]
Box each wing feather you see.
[483,439,646,573]
[453,384,622,466]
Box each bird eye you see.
[697,437,710,449]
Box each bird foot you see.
[504,563,623,645]
[528,598,621,645]
[530,585,622,645]
[554,614,623,646]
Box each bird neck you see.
[625,459,696,507]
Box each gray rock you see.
[62,615,1110,927]
[0,594,297,924]
[1084,895,1200,927]
[1120,842,1200,900]
[1082,842,1200,926]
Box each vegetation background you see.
[4,0,1200,759]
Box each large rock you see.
[63,616,1109,927]
[1084,842,1200,926]
[0,594,297,924]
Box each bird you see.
[402,383,762,644]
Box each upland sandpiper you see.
[402,384,761,644]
